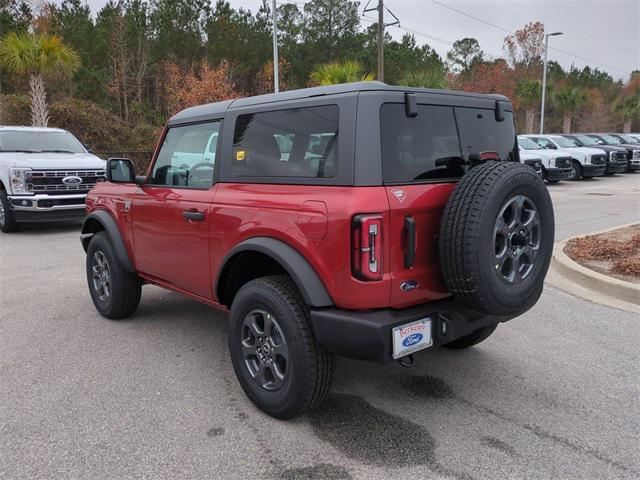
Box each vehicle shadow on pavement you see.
[102,290,637,479]
[13,221,82,234]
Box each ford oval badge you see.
[402,333,423,347]
[62,175,83,185]
[400,280,418,292]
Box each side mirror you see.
[84,144,93,153]
[107,158,136,183]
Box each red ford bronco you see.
[81,82,554,419]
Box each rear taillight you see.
[352,214,383,281]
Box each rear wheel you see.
[228,275,334,419]
[0,190,18,233]
[86,232,142,319]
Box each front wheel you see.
[228,275,334,419]
[86,232,142,319]
[567,161,582,181]
[0,190,18,233]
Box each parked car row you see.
[517,132,640,183]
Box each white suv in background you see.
[521,134,606,181]
[0,126,106,232]
[517,136,572,183]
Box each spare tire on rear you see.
[438,161,554,316]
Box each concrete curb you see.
[546,222,640,313]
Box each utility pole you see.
[364,0,399,83]
[377,0,384,82]
[540,31,563,134]
[272,0,279,93]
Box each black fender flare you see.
[216,237,333,308]
[80,210,135,273]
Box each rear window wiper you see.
[39,149,76,153]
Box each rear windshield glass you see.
[380,104,517,184]
[380,104,464,183]
[232,105,339,178]
[454,107,517,162]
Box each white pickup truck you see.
[0,126,106,233]
[517,136,573,183]
[520,134,607,181]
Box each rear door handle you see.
[182,210,205,221]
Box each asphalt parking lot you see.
[1,174,639,480]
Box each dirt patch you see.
[564,224,640,284]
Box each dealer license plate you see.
[392,318,433,359]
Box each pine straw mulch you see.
[564,225,640,283]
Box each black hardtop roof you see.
[168,81,510,124]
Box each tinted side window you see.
[150,121,220,188]
[232,105,339,178]
[381,104,463,183]
[455,108,517,161]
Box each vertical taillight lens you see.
[352,214,383,281]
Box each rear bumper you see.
[582,164,606,177]
[311,298,514,364]
[545,167,572,181]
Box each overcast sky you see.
[62,0,639,81]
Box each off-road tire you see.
[444,324,498,349]
[86,232,142,319]
[568,160,582,181]
[439,161,554,316]
[0,190,19,233]
[228,275,334,419]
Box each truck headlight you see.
[585,154,593,164]
[9,167,32,194]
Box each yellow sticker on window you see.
[236,150,245,161]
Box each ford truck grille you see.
[611,151,626,162]
[27,170,105,194]
[590,154,605,165]
[554,157,571,168]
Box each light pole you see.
[540,31,563,134]
[272,0,279,93]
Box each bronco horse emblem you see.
[391,188,406,203]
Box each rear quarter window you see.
[232,105,339,178]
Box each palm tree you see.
[309,60,374,86]
[0,32,80,127]
[515,79,541,134]
[552,85,587,134]
[615,94,640,133]
[398,69,446,89]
